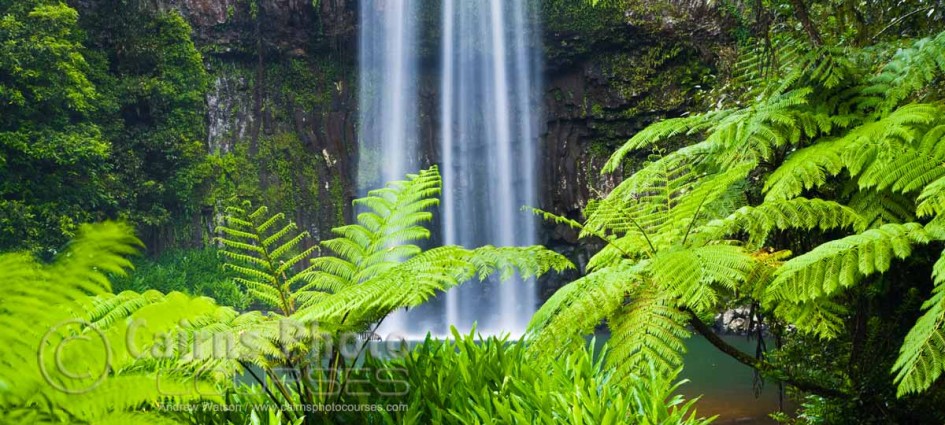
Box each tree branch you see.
[685,309,848,399]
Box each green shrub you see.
[112,247,251,309]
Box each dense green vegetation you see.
[0,0,210,254]
[111,247,250,309]
[4,0,945,424]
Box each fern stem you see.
[871,6,934,42]
[334,315,390,403]
[239,360,296,420]
[681,191,711,246]
[265,367,302,421]
[614,205,657,256]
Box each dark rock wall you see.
[535,12,723,294]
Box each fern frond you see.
[893,249,945,396]
[585,233,654,271]
[864,31,945,113]
[0,225,237,423]
[219,250,269,268]
[217,202,317,314]
[224,263,275,283]
[52,222,142,293]
[847,189,916,227]
[297,245,572,329]
[649,249,713,312]
[649,245,755,313]
[525,206,585,232]
[85,289,167,329]
[255,211,284,233]
[311,166,442,292]
[274,247,319,277]
[262,223,299,248]
[696,198,864,246]
[528,263,642,359]
[768,223,933,303]
[218,239,266,256]
[771,298,848,339]
[763,139,848,201]
[607,285,690,383]
[309,257,357,283]
[603,115,712,173]
[270,232,310,260]
[248,206,269,221]
[216,226,259,242]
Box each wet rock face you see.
[149,0,358,240]
[198,58,358,241]
[538,35,716,246]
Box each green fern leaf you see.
[769,223,932,303]
[607,286,690,383]
[893,249,945,396]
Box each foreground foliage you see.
[190,330,715,425]
[357,330,714,425]
[204,166,572,421]
[0,223,234,423]
[0,168,718,424]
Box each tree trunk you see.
[789,0,824,46]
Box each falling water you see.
[359,0,542,338]
[358,0,419,335]
[357,0,419,188]
[440,0,542,336]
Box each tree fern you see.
[215,167,571,322]
[209,167,572,416]
[536,29,945,398]
[530,157,764,381]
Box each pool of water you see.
[678,335,789,425]
[584,333,789,424]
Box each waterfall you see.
[359,0,542,338]
[357,0,419,189]
[439,0,542,336]
[358,0,420,335]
